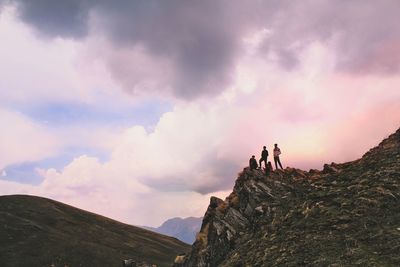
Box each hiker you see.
[249,155,258,170]
[259,146,269,169]
[273,144,283,169]
[265,161,273,174]
[268,161,273,170]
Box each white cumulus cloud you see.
[0,109,59,169]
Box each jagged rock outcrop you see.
[175,128,400,266]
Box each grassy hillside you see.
[0,195,190,267]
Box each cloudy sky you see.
[0,0,399,227]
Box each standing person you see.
[259,146,269,169]
[273,144,283,169]
[249,155,258,170]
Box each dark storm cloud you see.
[12,0,92,38]
[93,0,248,99]
[6,0,256,99]
[4,0,400,99]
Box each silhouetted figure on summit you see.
[265,161,273,175]
[273,144,283,169]
[249,155,258,170]
[268,161,273,172]
[259,146,269,169]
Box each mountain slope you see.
[176,128,400,266]
[144,217,202,244]
[0,195,190,267]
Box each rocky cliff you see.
[176,128,400,266]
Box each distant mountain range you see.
[0,195,190,267]
[144,217,203,244]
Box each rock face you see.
[176,128,400,266]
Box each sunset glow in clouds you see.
[0,0,399,226]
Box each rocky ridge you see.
[176,128,400,266]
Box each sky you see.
[0,0,399,227]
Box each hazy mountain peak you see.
[144,217,203,244]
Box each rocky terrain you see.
[176,128,400,266]
[144,217,202,244]
[0,195,190,267]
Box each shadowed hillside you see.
[0,195,190,267]
[176,128,400,266]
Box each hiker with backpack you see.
[273,144,283,169]
[259,146,269,169]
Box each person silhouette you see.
[273,144,283,169]
[259,146,269,169]
[265,161,273,175]
[249,155,258,170]
[268,161,273,171]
